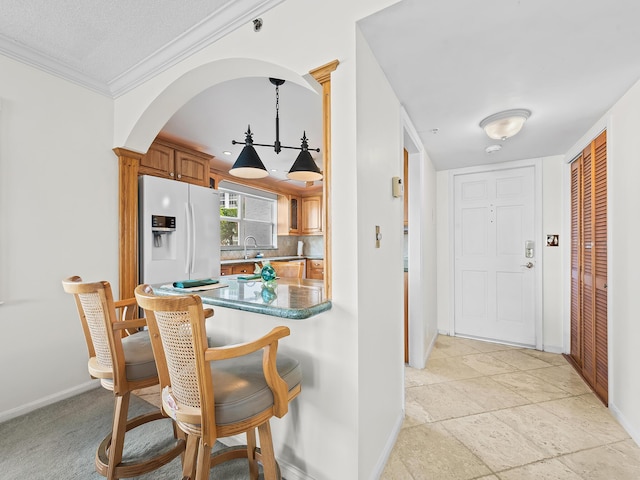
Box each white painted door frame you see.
[448,158,543,350]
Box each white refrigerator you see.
[139,175,220,285]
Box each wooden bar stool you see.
[62,276,188,480]
[134,284,302,480]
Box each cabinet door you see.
[277,195,301,235]
[140,143,175,179]
[220,265,232,276]
[306,259,324,279]
[290,196,301,234]
[231,263,254,274]
[301,196,322,235]
[175,150,209,186]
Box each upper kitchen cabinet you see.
[301,195,323,235]
[140,139,211,187]
[278,194,301,235]
[278,194,322,236]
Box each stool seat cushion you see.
[210,351,301,425]
[121,330,157,381]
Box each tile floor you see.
[382,334,640,480]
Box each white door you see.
[454,166,536,346]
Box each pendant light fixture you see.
[229,78,322,181]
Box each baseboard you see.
[543,344,564,354]
[368,409,404,480]
[0,380,99,423]
[609,401,640,447]
[220,436,316,480]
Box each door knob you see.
[521,262,534,269]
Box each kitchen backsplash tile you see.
[220,235,324,261]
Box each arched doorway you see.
[113,57,337,299]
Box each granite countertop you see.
[221,255,323,265]
[153,277,331,320]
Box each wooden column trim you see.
[310,59,339,299]
[114,148,142,301]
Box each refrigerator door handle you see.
[185,203,192,274]
[190,203,197,274]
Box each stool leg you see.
[247,427,259,479]
[257,421,278,480]
[195,438,212,480]
[107,392,131,480]
[181,433,198,479]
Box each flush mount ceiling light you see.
[229,78,322,181]
[479,109,531,141]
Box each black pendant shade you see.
[230,78,321,182]
[229,127,269,179]
[287,132,322,181]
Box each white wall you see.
[403,110,439,368]
[564,77,640,445]
[355,28,404,479]
[0,55,115,417]
[541,155,565,352]
[110,1,404,479]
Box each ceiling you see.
[3,0,640,172]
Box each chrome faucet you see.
[243,235,258,259]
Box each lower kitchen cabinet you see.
[231,263,255,275]
[306,259,324,280]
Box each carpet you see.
[0,387,270,479]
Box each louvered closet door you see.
[569,130,608,405]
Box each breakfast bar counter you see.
[154,277,331,320]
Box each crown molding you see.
[108,0,285,98]
[0,0,284,98]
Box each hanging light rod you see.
[229,78,322,181]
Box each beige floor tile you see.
[434,335,484,357]
[558,440,640,479]
[448,377,530,412]
[442,412,548,472]
[519,349,569,366]
[491,371,572,403]
[477,476,500,480]
[453,337,520,354]
[537,394,630,445]
[527,365,592,395]
[427,346,451,359]
[422,356,486,384]
[460,353,518,376]
[488,350,556,371]
[497,459,583,480]
[394,423,492,480]
[406,383,486,422]
[492,404,603,456]
[380,448,415,480]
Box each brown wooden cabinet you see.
[220,265,232,276]
[301,195,323,235]
[140,139,211,187]
[231,263,256,275]
[306,259,324,280]
[278,195,301,235]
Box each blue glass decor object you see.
[261,284,277,304]
[261,262,276,282]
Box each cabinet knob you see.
[170,172,174,177]
[177,174,182,179]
